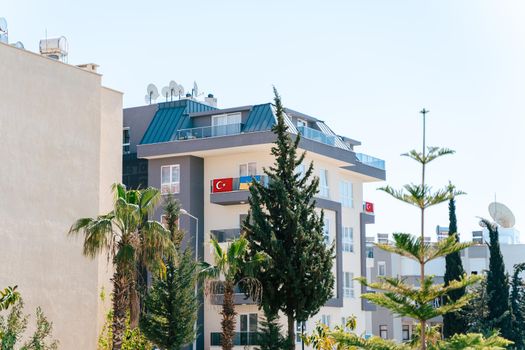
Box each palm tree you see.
[69,183,174,350]
[201,237,265,350]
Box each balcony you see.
[210,228,241,243]
[210,175,269,206]
[175,123,244,140]
[297,125,336,146]
[356,153,385,170]
[210,332,259,346]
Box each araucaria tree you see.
[359,132,480,349]
[140,194,199,350]
[69,183,174,350]
[480,219,512,341]
[442,183,467,338]
[510,263,525,349]
[243,88,335,350]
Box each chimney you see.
[77,63,99,73]
[205,93,217,107]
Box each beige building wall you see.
[202,147,370,349]
[0,42,122,349]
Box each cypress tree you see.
[442,184,467,338]
[510,263,525,349]
[482,218,512,341]
[244,88,335,350]
[139,195,199,350]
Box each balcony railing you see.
[356,153,386,170]
[210,228,242,243]
[175,123,244,140]
[210,175,269,193]
[210,332,259,346]
[297,125,336,146]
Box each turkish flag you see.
[212,178,233,193]
[365,202,374,213]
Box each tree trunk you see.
[420,207,426,350]
[287,314,295,350]
[129,279,140,329]
[221,281,236,350]
[112,266,129,350]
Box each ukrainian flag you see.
[239,175,261,190]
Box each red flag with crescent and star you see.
[212,178,233,193]
[365,202,374,213]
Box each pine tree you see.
[509,263,525,349]
[139,195,199,350]
[256,312,286,350]
[244,88,335,350]
[481,218,512,341]
[442,183,467,338]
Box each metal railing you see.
[175,123,244,140]
[297,125,336,146]
[356,153,386,170]
[210,332,259,346]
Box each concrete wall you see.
[0,42,122,349]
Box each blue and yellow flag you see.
[239,175,261,190]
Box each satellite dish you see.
[12,41,24,49]
[0,17,7,33]
[489,202,515,228]
[161,86,170,102]
[146,83,159,104]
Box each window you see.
[342,227,354,252]
[295,321,306,342]
[319,169,329,198]
[296,118,307,127]
[123,127,130,154]
[240,313,258,345]
[323,218,330,245]
[161,165,180,194]
[402,325,410,341]
[379,325,388,339]
[321,315,331,328]
[378,261,386,277]
[339,181,353,207]
[295,163,306,179]
[212,113,242,136]
[239,162,257,177]
[343,272,354,298]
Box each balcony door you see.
[212,113,241,136]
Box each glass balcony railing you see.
[297,125,336,146]
[356,153,386,170]
[175,123,244,140]
[210,228,242,243]
[210,332,259,346]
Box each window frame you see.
[160,164,180,195]
[379,325,388,339]
[377,261,386,277]
[319,168,330,198]
[123,127,130,154]
[339,180,353,208]
[239,162,257,177]
[342,227,354,253]
[343,272,354,298]
[322,217,331,245]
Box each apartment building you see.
[0,42,122,349]
[123,97,386,350]
[366,229,524,341]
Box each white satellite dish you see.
[161,86,170,102]
[145,83,159,104]
[12,41,24,49]
[489,202,515,228]
[0,17,8,44]
[168,80,184,101]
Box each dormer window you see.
[212,113,242,136]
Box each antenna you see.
[192,81,203,98]
[169,80,184,101]
[145,84,159,105]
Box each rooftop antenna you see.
[144,83,159,105]
[192,81,203,98]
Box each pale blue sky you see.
[4,0,524,240]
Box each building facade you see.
[0,42,122,348]
[124,98,386,349]
[366,230,525,341]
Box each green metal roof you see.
[141,100,216,144]
[243,103,275,132]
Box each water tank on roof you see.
[39,36,68,62]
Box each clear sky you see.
[4,0,524,241]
